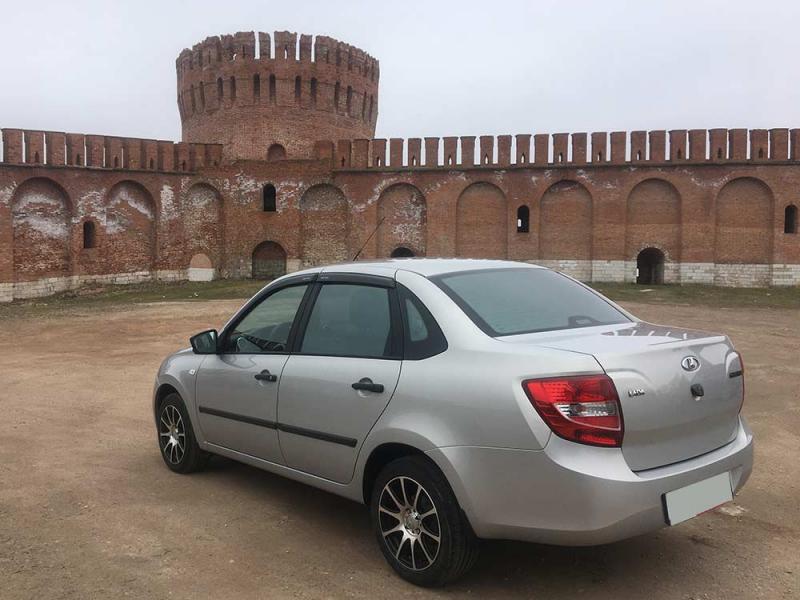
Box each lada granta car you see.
[153,259,753,586]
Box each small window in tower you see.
[785,204,798,234]
[636,150,642,161]
[758,148,764,159]
[76,153,82,165]
[190,84,196,113]
[517,205,530,233]
[310,78,318,107]
[346,86,353,116]
[263,184,277,212]
[269,74,276,103]
[149,158,154,169]
[676,148,682,159]
[334,82,341,112]
[253,74,261,101]
[114,156,119,168]
[521,153,526,163]
[597,152,602,161]
[230,76,237,101]
[717,148,723,159]
[83,221,96,249]
[295,76,301,103]
[217,77,223,100]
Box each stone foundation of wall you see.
[1,260,798,304]
[0,270,186,303]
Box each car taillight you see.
[522,374,624,448]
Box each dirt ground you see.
[0,298,797,599]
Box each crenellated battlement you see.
[315,128,800,170]
[0,128,223,172]
[176,31,378,80]
[176,31,379,162]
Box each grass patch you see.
[1,278,797,320]
[0,279,266,320]
[591,282,800,309]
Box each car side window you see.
[398,285,448,360]
[224,284,308,354]
[299,284,398,359]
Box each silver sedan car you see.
[153,259,753,586]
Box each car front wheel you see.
[370,455,479,586]
[157,392,208,474]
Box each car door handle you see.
[352,378,384,393]
[254,369,278,382]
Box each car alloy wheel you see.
[378,476,441,571]
[159,404,186,465]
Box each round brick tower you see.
[176,31,379,162]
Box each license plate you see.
[663,472,733,526]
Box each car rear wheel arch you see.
[362,443,431,505]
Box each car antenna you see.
[352,216,386,262]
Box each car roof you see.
[288,258,546,279]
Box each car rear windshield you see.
[432,268,630,336]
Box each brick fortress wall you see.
[1,30,799,302]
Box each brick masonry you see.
[1,29,799,302]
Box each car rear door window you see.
[299,284,398,359]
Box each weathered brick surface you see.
[177,31,378,162]
[1,30,800,302]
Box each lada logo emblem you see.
[681,356,701,372]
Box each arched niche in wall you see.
[625,178,682,260]
[11,177,72,282]
[267,143,287,162]
[106,181,157,272]
[299,184,349,267]
[183,183,223,269]
[715,177,773,264]
[252,241,287,279]
[539,180,593,260]
[376,183,427,258]
[455,182,507,259]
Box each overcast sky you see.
[2,0,799,142]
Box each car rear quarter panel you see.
[369,271,607,451]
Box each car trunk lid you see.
[501,322,744,471]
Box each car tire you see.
[157,393,209,474]
[370,455,479,586]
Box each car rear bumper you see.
[427,416,753,545]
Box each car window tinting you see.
[433,268,630,337]
[398,285,447,359]
[225,284,308,353]
[300,284,394,359]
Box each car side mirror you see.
[190,329,218,354]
